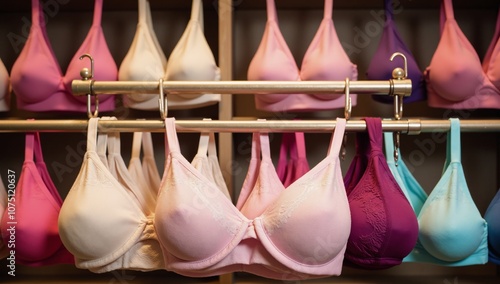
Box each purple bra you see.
[343,117,419,269]
[366,0,426,103]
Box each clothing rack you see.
[0,119,500,133]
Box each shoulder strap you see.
[25,132,35,162]
[93,0,103,26]
[266,0,278,22]
[328,118,346,157]
[440,0,455,34]
[165,118,180,156]
[142,132,156,158]
[384,131,395,163]
[446,118,461,164]
[384,0,393,21]
[87,117,100,153]
[365,117,383,153]
[32,0,42,26]
[138,0,147,25]
[324,0,333,19]
[260,132,272,162]
[191,0,204,31]
[131,132,143,159]
[295,132,307,159]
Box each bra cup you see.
[120,24,167,104]
[155,156,241,262]
[419,164,486,262]
[427,21,484,102]
[1,164,62,263]
[367,22,426,103]
[301,19,357,101]
[261,161,350,267]
[64,26,117,104]
[59,153,145,261]
[11,28,61,105]
[485,190,500,259]
[165,21,221,100]
[247,22,300,103]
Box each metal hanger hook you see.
[390,52,408,79]
[344,78,352,121]
[158,78,168,119]
[79,53,95,80]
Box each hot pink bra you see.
[425,0,500,109]
[154,117,351,280]
[247,0,358,112]
[10,0,117,112]
[1,131,74,266]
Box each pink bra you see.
[277,132,310,187]
[11,0,117,112]
[154,118,351,279]
[425,0,500,109]
[0,131,74,266]
[247,0,358,112]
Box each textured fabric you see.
[120,0,221,110]
[366,0,426,103]
[191,120,231,199]
[247,0,358,112]
[277,132,310,187]
[425,0,500,109]
[0,176,8,259]
[343,117,418,269]
[406,118,488,266]
[0,59,10,111]
[0,131,74,266]
[58,118,164,273]
[154,117,350,280]
[485,189,500,264]
[10,0,116,112]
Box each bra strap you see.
[383,131,395,163]
[32,0,42,26]
[365,117,383,152]
[142,132,155,158]
[87,117,100,153]
[483,7,500,69]
[25,132,35,162]
[93,0,103,26]
[131,132,143,159]
[324,0,333,19]
[138,0,147,24]
[266,0,278,22]
[165,118,181,156]
[328,118,346,157]
[440,0,454,34]
[447,118,461,164]
[384,0,393,21]
[295,132,307,159]
[32,132,45,164]
[191,0,204,31]
[260,132,272,162]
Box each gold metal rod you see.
[71,80,413,97]
[0,119,499,133]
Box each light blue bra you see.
[386,118,488,266]
[485,188,500,264]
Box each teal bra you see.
[402,118,488,266]
[383,131,427,216]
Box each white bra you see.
[119,0,221,110]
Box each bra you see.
[58,117,164,273]
[277,132,310,187]
[485,188,500,264]
[343,117,419,269]
[0,59,10,111]
[119,0,221,110]
[128,130,161,200]
[191,121,231,199]
[425,0,500,109]
[154,117,351,279]
[405,118,488,266]
[247,0,358,112]
[0,175,8,259]
[383,131,428,215]
[0,131,74,266]
[11,0,117,113]
[366,0,426,104]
